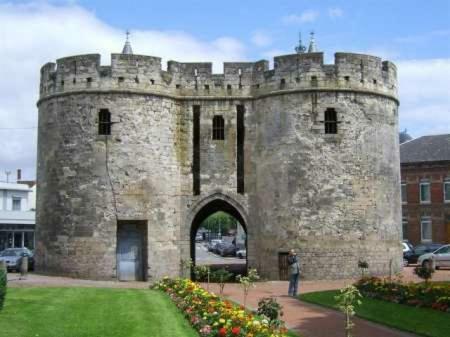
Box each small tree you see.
[335,285,362,337]
[357,260,368,278]
[212,268,233,295]
[194,264,211,290]
[414,265,434,285]
[257,297,284,328]
[0,261,7,311]
[236,268,260,308]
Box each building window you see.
[98,109,111,135]
[420,216,432,242]
[402,216,408,240]
[12,197,21,211]
[444,178,450,202]
[212,115,225,140]
[419,181,430,203]
[401,183,407,204]
[324,108,338,134]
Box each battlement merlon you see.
[39,52,398,100]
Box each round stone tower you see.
[36,44,401,281]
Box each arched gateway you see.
[186,193,249,274]
[36,46,402,281]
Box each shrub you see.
[236,268,260,307]
[414,265,434,284]
[211,268,233,295]
[355,276,450,312]
[357,260,369,278]
[0,264,7,311]
[335,285,362,337]
[257,297,284,327]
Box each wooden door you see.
[278,252,289,280]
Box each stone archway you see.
[187,193,249,276]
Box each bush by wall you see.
[0,267,6,311]
[355,276,450,312]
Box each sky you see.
[0,0,449,180]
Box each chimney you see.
[17,169,22,182]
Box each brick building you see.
[400,134,450,244]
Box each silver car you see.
[417,244,450,270]
[0,248,35,272]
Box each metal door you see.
[117,224,143,281]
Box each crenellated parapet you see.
[38,52,398,103]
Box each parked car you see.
[236,249,246,259]
[206,239,222,253]
[195,233,203,242]
[404,243,443,265]
[418,244,450,270]
[0,248,35,272]
[216,242,238,257]
[402,241,414,266]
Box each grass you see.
[299,290,450,337]
[0,287,199,337]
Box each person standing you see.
[287,249,300,296]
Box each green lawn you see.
[0,287,199,337]
[299,290,450,337]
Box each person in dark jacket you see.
[287,249,300,296]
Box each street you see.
[195,242,245,266]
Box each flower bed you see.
[152,278,289,337]
[355,277,450,312]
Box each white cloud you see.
[282,10,319,25]
[328,7,343,18]
[397,59,450,137]
[0,2,247,180]
[251,31,272,47]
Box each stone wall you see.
[36,51,401,280]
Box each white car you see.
[236,249,246,259]
[417,244,450,270]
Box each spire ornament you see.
[295,32,306,54]
[307,31,317,53]
[122,30,133,55]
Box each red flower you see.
[231,326,240,335]
[218,327,227,337]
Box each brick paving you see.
[6,268,450,337]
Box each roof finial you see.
[122,30,133,55]
[307,31,317,53]
[295,32,306,54]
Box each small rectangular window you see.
[420,182,430,203]
[324,108,338,134]
[12,197,21,211]
[280,78,286,89]
[311,76,318,87]
[401,183,407,204]
[402,216,408,240]
[98,109,111,135]
[420,217,432,242]
[212,115,225,140]
[444,179,450,202]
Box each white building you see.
[0,182,36,251]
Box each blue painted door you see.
[117,224,143,281]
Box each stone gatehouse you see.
[35,39,402,281]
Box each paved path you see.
[6,268,450,337]
[204,281,417,337]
